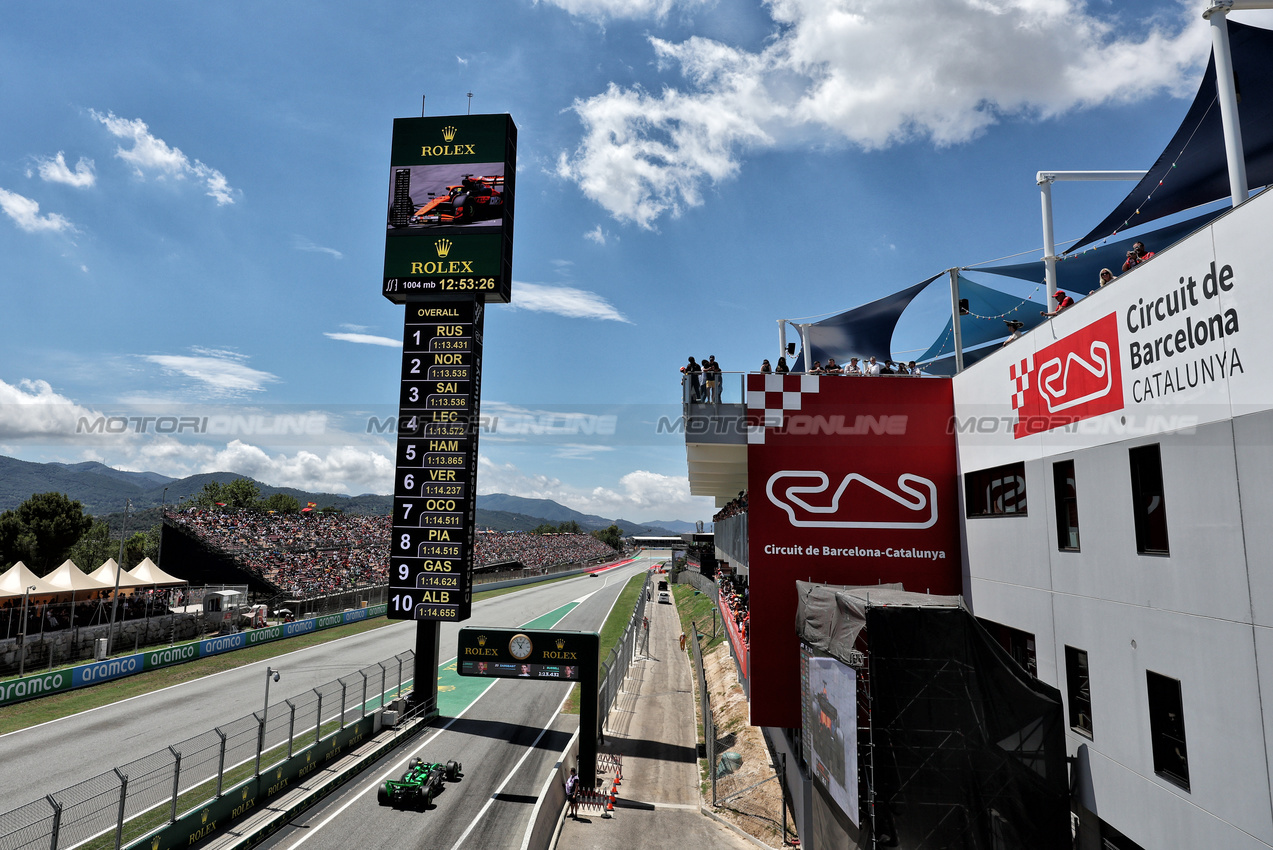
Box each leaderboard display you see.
[388,298,484,621]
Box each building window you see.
[1053,459,1080,551]
[1146,670,1189,790]
[965,461,1027,517]
[1065,646,1093,737]
[979,619,1037,678]
[1129,444,1169,555]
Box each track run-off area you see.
[0,557,655,850]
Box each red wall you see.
[746,374,961,727]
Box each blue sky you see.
[2,0,1270,523]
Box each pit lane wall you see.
[0,604,389,708]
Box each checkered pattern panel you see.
[745,374,820,443]
[1008,354,1034,412]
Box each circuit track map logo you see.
[766,470,939,529]
[1010,313,1125,438]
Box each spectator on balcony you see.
[760,359,772,374]
[775,357,789,374]
[684,357,703,401]
[1122,241,1155,272]
[864,356,881,376]
[906,360,921,376]
[808,360,825,375]
[845,357,861,376]
[824,358,843,375]
[707,356,723,403]
[1041,290,1075,318]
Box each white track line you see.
[447,687,574,850]
[284,678,497,850]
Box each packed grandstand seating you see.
[167,508,616,596]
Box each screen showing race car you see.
[387,164,506,233]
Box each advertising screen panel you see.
[383,114,516,304]
[747,375,960,726]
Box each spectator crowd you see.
[169,508,615,596]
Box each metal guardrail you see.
[597,572,650,738]
[0,651,415,850]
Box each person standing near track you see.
[565,767,579,818]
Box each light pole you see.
[18,585,36,677]
[256,666,280,775]
[157,487,169,567]
[106,499,131,656]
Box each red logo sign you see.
[1010,312,1124,438]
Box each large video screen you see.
[804,653,859,826]
[382,115,516,304]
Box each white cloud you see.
[0,187,75,233]
[536,0,712,21]
[557,0,1209,227]
[509,282,632,322]
[141,350,278,396]
[584,225,608,245]
[0,378,102,439]
[34,152,96,188]
[324,332,401,348]
[91,109,237,205]
[294,236,343,259]
[477,456,710,520]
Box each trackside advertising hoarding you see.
[0,604,389,708]
[746,374,960,727]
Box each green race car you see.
[377,757,463,809]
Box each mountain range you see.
[0,455,698,537]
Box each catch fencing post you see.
[215,728,227,797]
[253,712,266,776]
[112,769,128,850]
[169,746,181,823]
[360,671,368,717]
[46,795,61,850]
[314,689,323,744]
[339,682,347,729]
[378,662,387,708]
[285,700,297,758]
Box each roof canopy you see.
[918,276,1049,363]
[0,562,63,599]
[88,559,150,589]
[44,560,111,593]
[793,274,938,368]
[1069,21,1273,252]
[128,558,185,586]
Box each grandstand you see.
[161,509,617,598]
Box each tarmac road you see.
[0,559,649,827]
[252,558,650,850]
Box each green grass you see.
[0,572,598,735]
[671,583,726,654]
[561,571,646,715]
[0,616,405,735]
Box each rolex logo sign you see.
[201,808,210,825]
[242,788,248,801]
[441,126,457,142]
[435,238,452,258]
[477,634,487,647]
[556,639,565,650]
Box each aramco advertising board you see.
[746,374,961,726]
[382,114,516,305]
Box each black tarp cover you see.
[795,582,1070,850]
[1069,21,1273,252]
